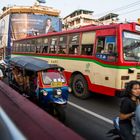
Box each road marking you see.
[68,101,113,124]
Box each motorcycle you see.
[8,56,71,122]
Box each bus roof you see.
[0,5,60,19]
[14,22,138,42]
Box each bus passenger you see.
[119,81,140,140]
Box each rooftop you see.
[98,13,119,21]
[0,5,60,19]
[64,9,94,20]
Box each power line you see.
[119,8,140,16]
[94,0,140,17]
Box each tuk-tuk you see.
[8,56,70,122]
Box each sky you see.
[0,0,140,22]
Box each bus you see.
[12,22,140,99]
[0,4,61,60]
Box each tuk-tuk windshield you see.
[42,71,66,85]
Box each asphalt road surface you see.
[64,93,121,140]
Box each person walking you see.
[119,80,140,140]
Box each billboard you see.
[10,14,61,40]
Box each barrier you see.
[0,80,83,140]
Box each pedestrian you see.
[0,68,4,80]
[119,80,140,140]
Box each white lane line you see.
[68,101,113,124]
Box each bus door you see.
[94,36,117,88]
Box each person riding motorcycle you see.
[119,80,140,140]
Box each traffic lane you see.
[65,104,114,140]
[68,93,120,120]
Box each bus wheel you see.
[72,74,90,99]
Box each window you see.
[81,45,93,55]
[30,39,36,52]
[123,32,140,61]
[58,36,67,54]
[81,32,95,55]
[49,37,58,54]
[42,38,49,53]
[36,38,43,53]
[68,34,80,55]
[96,36,117,62]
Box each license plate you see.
[51,82,62,87]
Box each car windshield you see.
[42,71,66,85]
[123,31,140,61]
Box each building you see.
[96,13,119,25]
[0,4,61,60]
[63,9,98,30]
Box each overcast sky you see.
[0,0,140,22]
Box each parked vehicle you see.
[8,56,71,122]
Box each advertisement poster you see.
[10,14,61,40]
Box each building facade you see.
[63,9,98,30]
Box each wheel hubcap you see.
[75,80,84,94]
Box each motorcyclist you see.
[119,80,140,140]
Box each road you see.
[64,93,121,140]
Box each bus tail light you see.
[121,76,129,80]
[137,73,140,79]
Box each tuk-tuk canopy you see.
[9,56,64,72]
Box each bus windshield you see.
[123,31,140,61]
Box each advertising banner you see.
[10,14,61,40]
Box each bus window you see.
[42,46,48,53]
[96,37,105,53]
[36,38,43,53]
[69,45,79,54]
[123,32,140,61]
[96,36,117,62]
[81,32,95,55]
[58,36,67,54]
[49,37,58,54]
[81,45,93,55]
[68,34,80,55]
[42,38,49,53]
[30,39,36,53]
[58,45,67,54]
